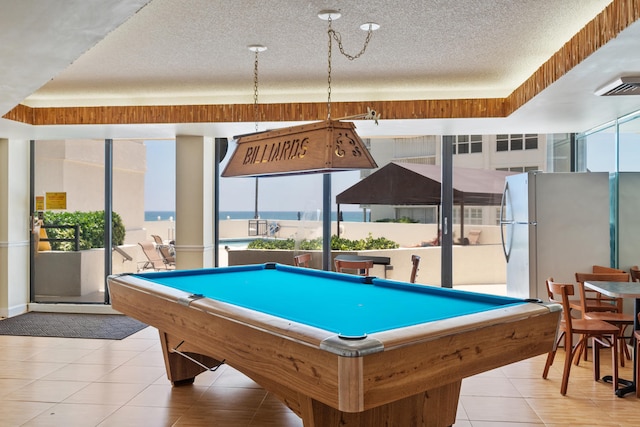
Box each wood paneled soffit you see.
[1,99,506,126]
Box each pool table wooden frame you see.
[107,267,560,427]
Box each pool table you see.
[107,263,560,427]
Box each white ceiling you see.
[3,0,640,140]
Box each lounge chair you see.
[151,234,175,266]
[138,241,174,271]
[157,244,176,266]
[467,229,481,245]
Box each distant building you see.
[361,133,572,224]
[34,139,147,244]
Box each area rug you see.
[0,312,147,340]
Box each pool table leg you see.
[298,380,461,427]
[158,331,224,386]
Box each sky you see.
[144,140,362,212]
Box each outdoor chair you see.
[151,234,175,266]
[542,279,619,395]
[157,244,176,266]
[409,254,420,283]
[467,229,481,245]
[334,259,373,276]
[293,253,312,268]
[138,241,174,272]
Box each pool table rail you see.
[107,271,561,427]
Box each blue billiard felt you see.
[135,264,525,337]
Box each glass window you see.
[510,135,523,150]
[618,113,640,172]
[465,207,483,225]
[576,125,616,172]
[452,135,482,155]
[496,134,509,152]
[496,134,537,152]
[470,135,483,153]
[525,134,538,150]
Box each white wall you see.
[0,138,30,317]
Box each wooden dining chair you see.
[409,254,420,283]
[293,253,312,268]
[542,279,619,395]
[635,312,640,398]
[334,259,373,276]
[572,272,629,314]
[574,272,633,365]
[592,265,626,274]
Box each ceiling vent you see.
[595,76,640,96]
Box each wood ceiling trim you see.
[3,0,638,127]
[2,99,507,126]
[3,104,33,124]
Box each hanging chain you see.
[329,25,374,61]
[327,17,333,120]
[253,50,260,132]
[326,18,375,121]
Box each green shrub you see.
[375,216,418,223]
[43,210,125,250]
[247,233,399,250]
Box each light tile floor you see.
[1,326,640,426]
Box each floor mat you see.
[0,312,148,340]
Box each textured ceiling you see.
[0,0,151,115]
[3,0,640,139]
[22,0,614,106]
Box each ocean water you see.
[145,210,365,222]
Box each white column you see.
[175,135,215,269]
[0,138,30,317]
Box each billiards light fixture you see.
[221,11,379,178]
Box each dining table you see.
[584,280,640,397]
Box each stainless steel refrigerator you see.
[500,171,611,300]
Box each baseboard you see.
[0,302,29,319]
[27,303,121,315]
